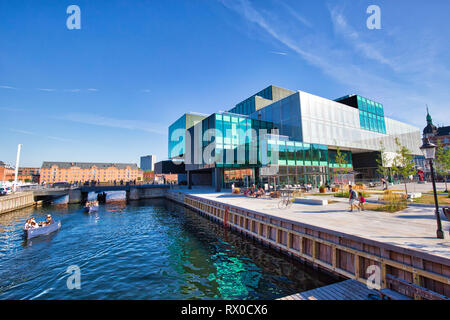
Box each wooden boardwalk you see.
[278,280,378,300]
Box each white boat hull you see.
[24,221,61,239]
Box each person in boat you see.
[24,219,32,230]
[43,214,54,226]
[30,218,39,228]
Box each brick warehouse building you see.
[0,161,15,183]
[40,162,143,184]
[3,167,40,183]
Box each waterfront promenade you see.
[186,190,450,260]
[168,187,450,299]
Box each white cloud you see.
[0,85,17,89]
[270,51,287,56]
[87,88,99,92]
[329,7,394,68]
[9,128,77,142]
[10,129,35,135]
[218,0,449,127]
[38,88,56,92]
[57,113,167,135]
[279,1,312,28]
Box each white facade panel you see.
[299,91,421,155]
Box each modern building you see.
[168,113,208,160]
[40,162,143,184]
[167,85,422,191]
[140,155,157,171]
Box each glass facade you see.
[168,114,186,159]
[357,96,386,134]
[215,113,274,167]
[265,139,329,167]
[229,86,274,115]
[327,149,353,168]
[251,92,303,141]
[229,97,257,115]
[169,113,207,159]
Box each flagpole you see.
[13,144,22,192]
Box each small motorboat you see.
[88,205,98,213]
[84,201,99,213]
[84,205,99,213]
[23,221,61,239]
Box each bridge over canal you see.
[32,184,171,203]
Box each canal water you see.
[0,197,337,299]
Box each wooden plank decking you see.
[279,280,378,300]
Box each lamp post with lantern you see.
[421,107,444,239]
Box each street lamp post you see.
[420,138,444,239]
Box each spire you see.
[423,104,437,138]
[426,104,433,125]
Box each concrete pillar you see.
[68,189,82,204]
[255,168,260,188]
[128,188,140,201]
[214,167,222,192]
[188,171,192,190]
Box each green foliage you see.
[334,190,367,198]
[435,140,450,192]
[330,147,351,193]
[376,140,390,178]
[335,147,349,172]
[391,138,416,195]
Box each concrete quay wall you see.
[0,192,35,215]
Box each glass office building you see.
[168,113,207,159]
[168,85,422,191]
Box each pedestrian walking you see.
[348,185,358,212]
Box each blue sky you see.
[1,0,449,167]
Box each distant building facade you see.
[4,167,40,183]
[0,161,15,183]
[40,162,143,184]
[143,171,177,184]
[432,126,450,149]
[140,155,156,171]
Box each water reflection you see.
[0,199,337,299]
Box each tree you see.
[391,138,416,195]
[376,141,391,188]
[332,147,350,192]
[435,140,450,193]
